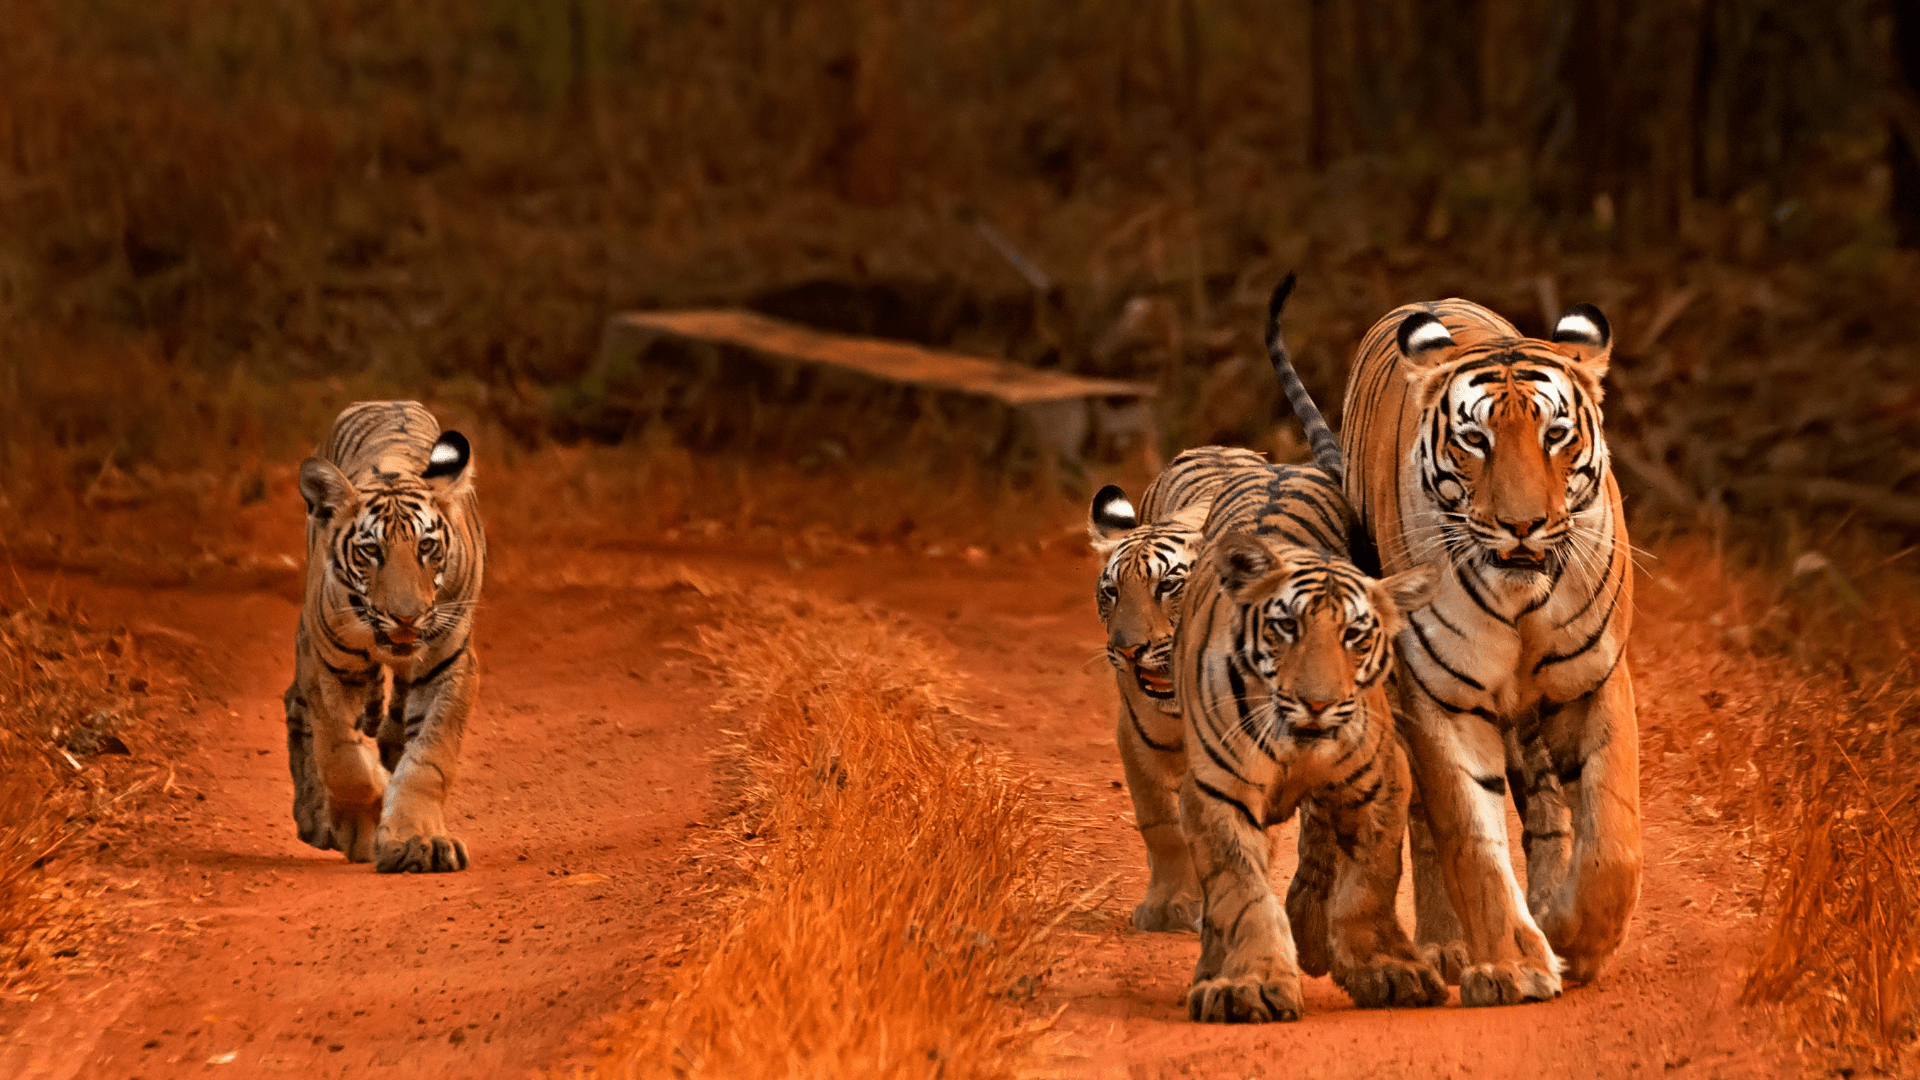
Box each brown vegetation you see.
[596,579,1066,1079]
[1631,537,1920,1071]
[0,588,180,998]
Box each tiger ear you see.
[1215,532,1281,600]
[1380,563,1441,614]
[1369,562,1441,637]
[423,430,473,497]
[1088,484,1137,552]
[1549,303,1612,391]
[298,457,359,522]
[1395,311,1458,367]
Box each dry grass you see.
[1632,535,1920,1072]
[596,579,1066,1080]
[0,588,171,997]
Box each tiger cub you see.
[1174,277,1447,1022]
[1089,444,1267,932]
[285,401,485,874]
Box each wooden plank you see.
[609,308,1155,406]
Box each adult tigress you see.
[285,401,486,874]
[1339,299,1639,1004]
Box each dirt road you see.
[1,536,1794,1078]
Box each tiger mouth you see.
[1489,548,1549,570]
[376,632,418,656]
[1134,666,1174,699]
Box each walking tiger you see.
[285,401,486,874]
[1339,297,1640,1004]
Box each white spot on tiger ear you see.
[430,442,461,466]
[1406,320,1455,352]
[1553,312,1602,345]
[1110,497,1135,520]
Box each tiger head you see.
[298,432,473,661]
[1397,304,1613,577]
[1089,484,1211,713]
[1210,532,1439,738]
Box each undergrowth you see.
[1636,535,1920,1072]
[597,578,1067,1080]
[0,591,169,997]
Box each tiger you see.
[1173,277,1446,1022]
[1338,297,1640,1005]
[1087,276,1339,933]
[1089,445,1264,932]
[285,401,486,874]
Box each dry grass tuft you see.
[0,590,168,995]
[1635,536,1920,1070]
[597,582,1065,1080]
[1731,552,1920,1069]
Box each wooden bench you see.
[595,308,1157,464]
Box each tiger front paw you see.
[1133,894,1201,933]
[293,787,333,851]
[328,803,381,863]
[375,833,470,874]
[1335,953,1448,1009]
[1417,939,1471,985]
[1458,959,1561,1007]
[1187,973,1304,1024]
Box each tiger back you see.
[1339,297,1640,1002]
[285,401,487,874]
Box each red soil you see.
[0,536,1794,1078]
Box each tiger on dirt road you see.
[1338,298,1640,1005]
[285,401,486,874]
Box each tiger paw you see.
[293,793,333,851]
[1416,940,1471,985]
[1187,973,1304,1024]
[1133,895,1200,933]
[1458,959,1561,1007]
[328,804,380,863]
[375,833,470,874]
[1335,954,1448,1009]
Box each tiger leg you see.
[375,674,410,772]
[1406,779,1470,983]
[290,651,388,863]
[1283,799,1334,977]
[1179,777,1303,1023]
[1118,701,1198,932]
[1400,699,1560,1006]
[1524,663,1642,984]
[375,647,475,873]
[285,681,330,849]
[1319,741,1448,1008]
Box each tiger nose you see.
[1301,697,1334,716]
[1499,516,1547,539]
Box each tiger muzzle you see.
[1113,641,1175,700]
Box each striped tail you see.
[1265,273,1344,482]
